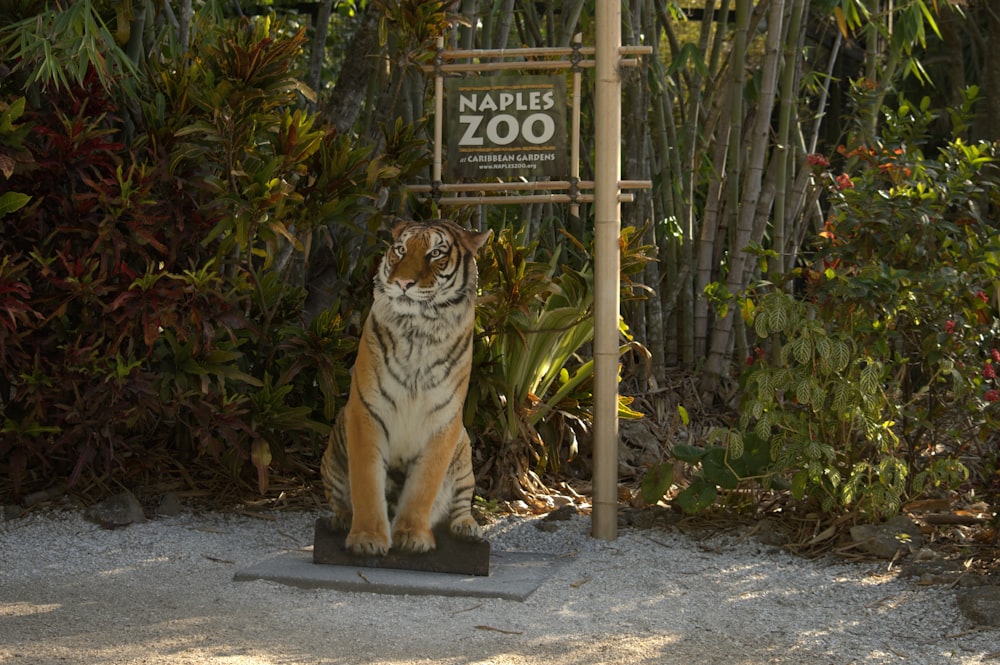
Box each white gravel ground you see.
[1,508,997,664]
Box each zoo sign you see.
[446,75,568,180]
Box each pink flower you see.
[985,389,999,403]
[806,153,830,168]
[984,363,996,380]
[835,173,854,190]
[992,348,1000,363]
[945,320,956,335]
[976,291,989,304]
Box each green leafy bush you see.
[642,433,777,514]
[0,14,406,500]
[0,97,31,216]
[471,226,648,499]
[645,93,999,518]
[734,289,968,518]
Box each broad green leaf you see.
[832,340,851,373]
[640,462,673,505]
[792,335,812,365]
[726,429,744,460]
[0,192,30,216]
[860,360,881,395]
[755,370,773,398]
[791,470,808,500]
[674,480,717,514]
[815,335,832,365]
[671,443,707,464]
[702,448,739,490]
[795,378,813,406]
[754,309,770,338]
[754,414,772,441]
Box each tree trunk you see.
[307,0,334,103]
[324,1,383,136]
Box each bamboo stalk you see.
[681,0,719,363]
[592,0,621,542]
[703,0,784,394]
[774,0,807,278]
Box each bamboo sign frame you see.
[414,13,650,541]
[411,34,652,211]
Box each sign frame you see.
[410,30,653,542]
[411,35,651,216]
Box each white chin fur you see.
[388,288,433,303]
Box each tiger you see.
[320,218,491,556]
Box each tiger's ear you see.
[389,218,412,240]
[466,228,492,253]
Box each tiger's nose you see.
[395,278,415,291]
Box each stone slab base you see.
[234,548,561,601]
[312,518,491,576]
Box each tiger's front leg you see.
[343,400,392,556]
[391,417,466,553]
[447,429,483,542]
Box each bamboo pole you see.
[591,0,621,542]
[425,59,651,73]
[419,45,650,74]
[432,60,595,72]
[406,180,650,193]
[411,181,578,193]
[571,33,582,218]
[406,193,637,206]
[436,44,651,59]
[433,37,444,202]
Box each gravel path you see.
[1,509,996,664]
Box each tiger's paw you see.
[345,527,391,557]
[327,513,351,532]
[450,517,484,542]
[392,526,436,553]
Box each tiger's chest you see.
[370,302,470,389]
[362,302,473,461]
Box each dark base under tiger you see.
[312,517,490,576]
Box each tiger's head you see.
[377,219,491,306]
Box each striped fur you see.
[321,219,491,555]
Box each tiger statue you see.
[321,218,491,556]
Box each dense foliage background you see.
[1,0,998,525]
